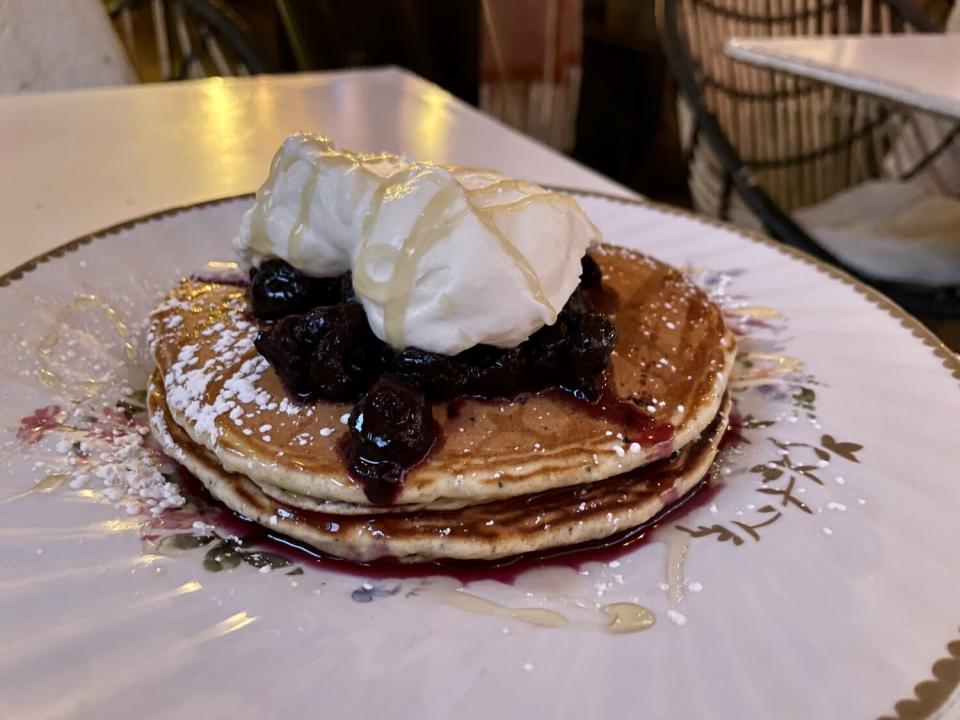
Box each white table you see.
[0,67,631,272]
[726,34,960,120]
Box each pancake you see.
[149,244,734,507]
[250,479,474,514]
[149,379,731,562]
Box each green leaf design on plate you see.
[115,400,140,419]
[742,414,775,429]
[750,463,783,482]
[793,387,816,411]
[154,527,304,576]
[757,478,812,514]
[161,534,215,552]
[203,542,243,572]
[29,473,68,494]
[116,389,148,419]
[820,434,863,463]
[2,473,69,504]
[241,550,293,570]
[677,524,745,546]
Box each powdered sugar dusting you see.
[33,403,183,517]
[666,609,688,627]
[158,297,271,448]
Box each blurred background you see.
[2,0,690,203]
[2,0,959,346]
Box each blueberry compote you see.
[249,258,354,319]
[249,256,618,503]
[345,376,437,503]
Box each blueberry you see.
[564,286,593,316]
[568,372,605,402]
[392,347,464,400]
[249,260,355,320]
[347,376,435,503]
[334,271,356,304]
[255,304,390,401]
[580,253,603,288]
[249,259,317,320]
[457,345,523,398]
[254,309,328,397]
[522,314,573,380]
[569,312,617,378]
[304,304,389,401]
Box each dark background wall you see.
[233,0,688,204]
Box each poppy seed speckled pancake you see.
[148,379,730,562]
[149,244,734,509]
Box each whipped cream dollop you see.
[234,134,600,355]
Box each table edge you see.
[725,39,960,121]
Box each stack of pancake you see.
[148,245,734,563]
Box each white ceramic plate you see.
[1,192,958,720]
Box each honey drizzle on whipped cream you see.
[288,164,321,269]
[358,179,465,346]
[465,188,558,314]
[248,134,589,348]
[351,173,567,346]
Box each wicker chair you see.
[106,0,267,81]
[657,0,960,319]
